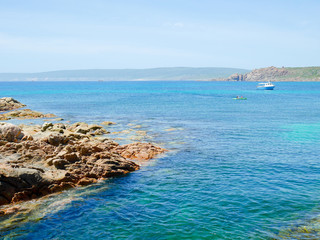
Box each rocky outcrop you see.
[0,109,56,120]
[244,66,288,81]
[0,97,26,112]
[223,66,289,82]
[226,73,247,81]
[0,122,166,208]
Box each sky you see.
[0,0,319,72]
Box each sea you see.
[1,81,320,239]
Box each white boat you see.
[257,81,275,90]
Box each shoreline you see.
[0,98,167,214]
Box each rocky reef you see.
[0,98,167,212]
[0,122,166,210]
[0,97,26,112]
[0,109,56,120]
[0,97,56,120]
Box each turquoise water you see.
[1,81,320,239]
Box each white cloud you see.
[163,22,186,28]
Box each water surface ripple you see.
[1,81,320,239]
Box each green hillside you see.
[284,67,320,80]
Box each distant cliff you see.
[216,66,320,82]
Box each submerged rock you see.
[101,121,116,126]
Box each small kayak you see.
[232,97,247,100]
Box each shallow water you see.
[1,81,320,239]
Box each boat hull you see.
[257,86,275,90]
[232,98,247,100]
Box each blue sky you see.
[0,0,319,72]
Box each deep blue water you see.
[1,81,320,239]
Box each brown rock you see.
[0,97,26,111]
[77,177,97,186]
[64,153,80,163]
[52,159,69,169]
[12,191,31,203]
[223,66,289,82]
[0,122,166,208]
[47,133,67,146]
[116,142,167,160]
[0,123,24,142]
[0,109,56,120]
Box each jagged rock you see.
[223,66,290,82]
[244,66,288,81]
[0,97,26,112]
[0,122,166,208]
[0,166,53,204]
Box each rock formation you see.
[222,66,289,82]
[0,122,167,208]
[0,97,26,111]
[0,109,56,120]
[116,142,167,160]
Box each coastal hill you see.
[0,67,249,81]
[218,66,320,82]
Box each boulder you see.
[0,123,24,142]
[41,122,53,132]
[0,166,53,204]
[47,133,67,146]
[0,97,26,111]
[64,153,80,163]
[52,159,69,169]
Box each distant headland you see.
[214,66,320,82]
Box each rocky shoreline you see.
[0,98,167,214]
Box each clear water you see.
[1,81,320,239]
